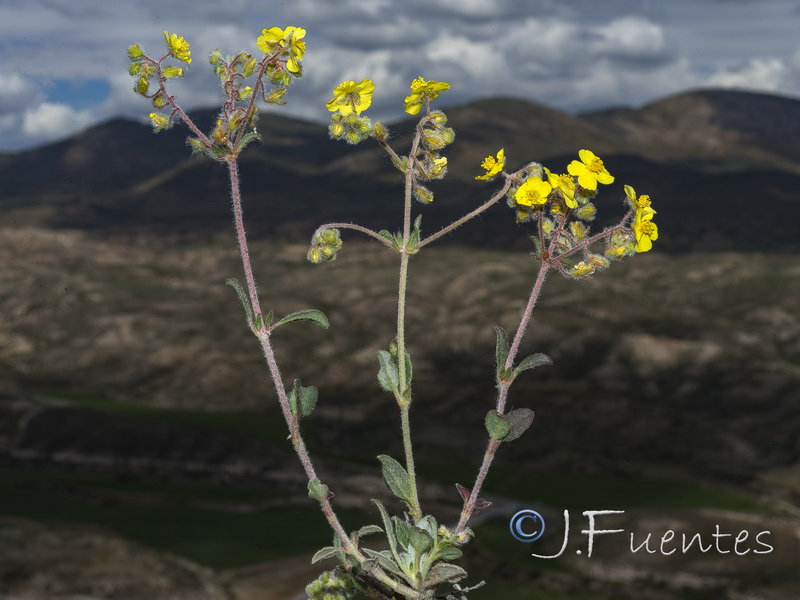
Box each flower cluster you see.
[129,26,306,159]
[495,149,655,278]
[256,26,306,74]
[326,78,376,145]
[307,228,343,264]
[305,569,357,600]
[128,31,192,128]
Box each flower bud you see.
[569,221,587,242]
[148,112,169,132]
[307,247,322,264]
[413,185,434,204]
[134,77,149,96]
[575,202,596,222]
[570,261,595,278]
[151,92,168,109]
[209,49,222,65]
[367,122,387,142]
[129,62,142,76]
[266,87,287,105]
[162,65,183,79]
[243,58,258,77]
[127,44,144,59]
[589,254,611,269]
[429,110,448,125]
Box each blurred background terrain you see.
[1,89,799,599]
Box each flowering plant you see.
[128,26,655,600]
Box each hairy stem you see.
[225,158,417,597]
[456,260,549,532]
[416,178,512,250]
[395,127,423,522]
[312,222,395,248]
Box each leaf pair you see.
[494,325,552,383]
[484,408,534,442]
[225,278,329,332]
[377,348,412,403]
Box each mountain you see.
[2,89,800,251]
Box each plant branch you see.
[416,177,512,250]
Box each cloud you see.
[0,71,40,114]
[21,102,93,139]
[1,0,800,151]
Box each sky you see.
[2,0,800,152]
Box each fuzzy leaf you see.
[362,548,403,576]
[455,483,470,504]
[356,525,383,538]
[474,497,493,511]
[503,408,535,442]
[408,527,434,555]
[513,353,552,376]
[287,379,318,418]
[308,479,330,502]
[393,517,411,549]
[425,563,467,587]
[236,130,262,153]
[437,547,463,561]
[377,454,413,505]
[495,325,510,376]
[485,410,511,440]
[225,278,254,326]
[311,546,341,564]
[276,309,329,330]
[377,350,400,394]
[372,499,399,560]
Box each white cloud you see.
[0,71,40,113]
[709,58,787,92]
[22,102,94,139]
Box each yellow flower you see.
[475,149,505,180]
[567,149,614,191]
[325,79,376,115]
[633,208,658,252]
[545,168,577,208]
[428,156,448,179]
[257,26,306,73]
[514,176,552,207]
[624,185,654,216]
[404,77,450,115]
[163,31,191,64]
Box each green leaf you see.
[485,410,511,440]
[288,379,318,418]
[416,515,437,538]
[356,524,383,538]
[275,309,329,330]
[311,546,341,564]
[393,517,411,549]
[495,325,509,376]
[377,350,400,394]
[225,278,254,326]
[372,500,399,560]
[377,454,413,505]
[408,527,434,555]
[236,130,262,153]
[504,408,535,442]
[308,479,330,502]
[362,548,403,576]
[513,352,553,376]
[437,547,463,561]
